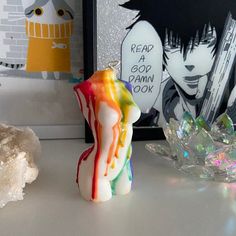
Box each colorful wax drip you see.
[74,69,141,202]
[146,112,236,182]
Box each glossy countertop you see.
[1,139,236,236]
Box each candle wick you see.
[107,60,120,77]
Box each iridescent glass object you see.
[146,112,236,182]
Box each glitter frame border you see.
[83,0,165,142]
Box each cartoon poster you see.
[0,0,83,80]
[96,0,236,128]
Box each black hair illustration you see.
[121,0,236,59]
[122,0,236,125]
[25,0,74,20]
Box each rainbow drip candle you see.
[74,68,141,202]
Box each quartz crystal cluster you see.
[146,112,236,182]
[0,124,40,208]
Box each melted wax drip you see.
[74,69,135,200]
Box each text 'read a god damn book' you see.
[120,0,236,128]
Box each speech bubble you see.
[121,20,163,113]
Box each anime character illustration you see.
[0,0,74,79]
[121,0,236,126]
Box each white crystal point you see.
[0,124,40,208]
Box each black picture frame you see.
[82,0,165,143]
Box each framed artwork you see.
[83,0,236,142]
[0,0,84,139]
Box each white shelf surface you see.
[1,140,236,236]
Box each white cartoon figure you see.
[22,0,74,79]
[0,0,74,79]
[74,69,141,202]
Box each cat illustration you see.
[0,0,74,79]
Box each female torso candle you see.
[74,68,141,202]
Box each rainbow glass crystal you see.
[146,112,236,182]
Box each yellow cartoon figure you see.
[23,0,74,79]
